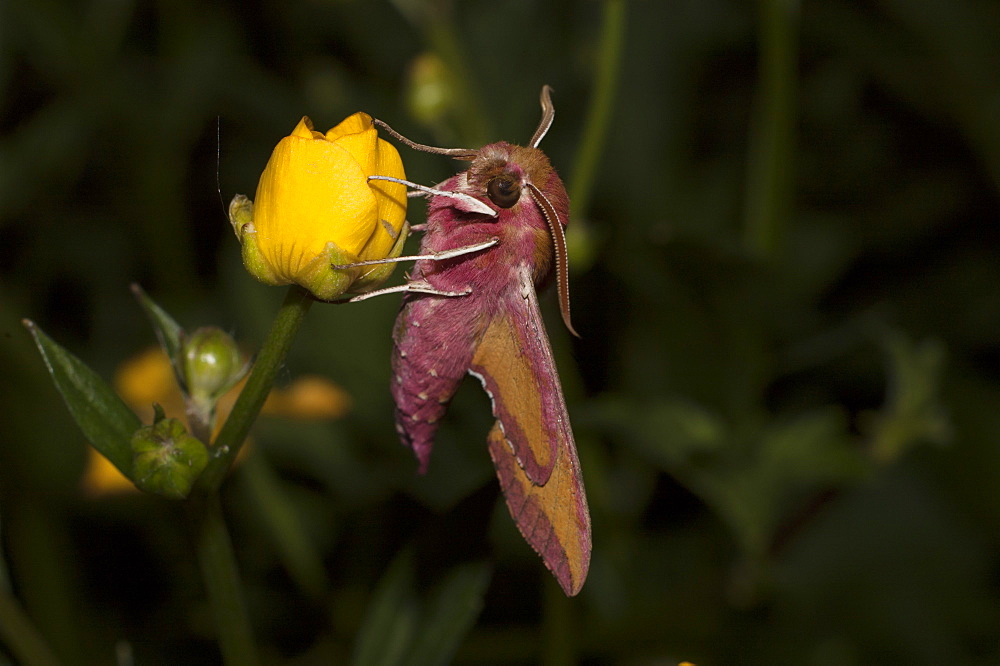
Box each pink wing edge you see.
[469,264,591,596]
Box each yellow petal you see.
[253,122,377,280]
[361,139,407,261]
[324,111,372,142]
[327,112,380,180]
[323,113,408,262]
[291,116,325,141]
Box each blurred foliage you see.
[2,0,1000,663]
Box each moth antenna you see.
[369,175,497,217]
[529,85,556,148]
[373,118,478,158]
[525,182,579,337]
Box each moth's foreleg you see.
[368,175,497,217]
[331,237,499,271]
[340,280,472,303]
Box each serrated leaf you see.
[131,283,185,385]
[352,550,419,666]
[403,561,491,666]
[23,320,140,476]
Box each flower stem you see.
[569,0,627,220]
[186,494,259,666]
[197,285,314,493]
[743,0,799,257]
[184,285,313,664]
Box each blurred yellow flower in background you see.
[82,347,351,495]
[229,112,408,300]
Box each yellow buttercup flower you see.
[230,112,408,300]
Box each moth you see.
[349,86,590,596]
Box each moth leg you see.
[368,175,497,217]
[341,280,472,303]
[331,237,499,270]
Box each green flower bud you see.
[131,418,209,499]
[182,327,247,405]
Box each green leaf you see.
[868,332,951,462]
[695,408,869,557]
[23,319,140,476]
[130,283,185,385]
[352,550,419,666]
[241,454,330,599]
[352,551,491,666]
[403,561,491,666]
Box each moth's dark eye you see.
[487,176,522,209]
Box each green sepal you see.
[237,216,356,301]
[131,283,185,388]
[23,319,141,476]
[131,417,209,500]
[299,241,356,301]
[228,194,253,239]
[350,219,411,295]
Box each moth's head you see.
[465,143,555,212]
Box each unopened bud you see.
[131,418,209,499]
[182,327,247,406]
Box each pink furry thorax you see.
[390,141,570,472]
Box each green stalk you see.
[184,285,313,664]
[186,494,258,666]
[744,0,799,257]
[197,285,313,493]
[569,0,627,220]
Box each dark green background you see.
[3,0,999,663]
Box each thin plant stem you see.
[744,0,799,257]
[197,285,314,493]
[569,0,628,220]
[186,494,258,666]
[183,285,313,664]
